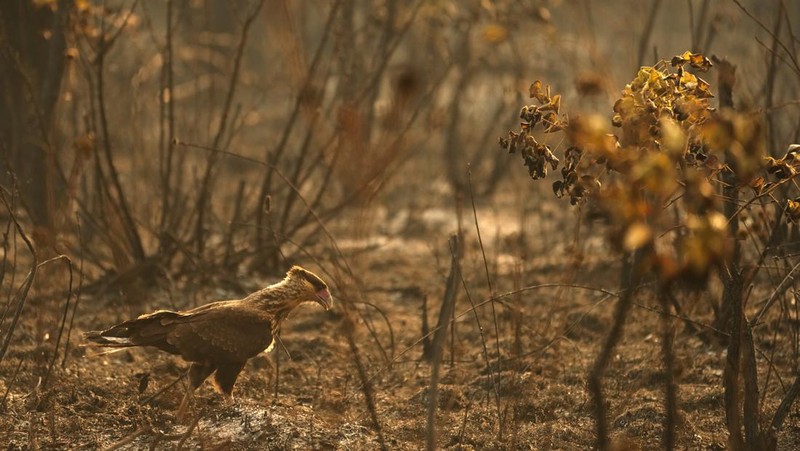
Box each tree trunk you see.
[0,0,67,232]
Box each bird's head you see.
[284,265,332,311]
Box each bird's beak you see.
[315,289,332,310]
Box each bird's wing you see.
[166,305,275,363]
[178,300,236,315]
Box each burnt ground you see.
[2,189,799,450]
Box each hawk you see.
[84,266,331,398]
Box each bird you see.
[84,265,331,400]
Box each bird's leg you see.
[213,362,249,426]
[188,362,216,390]
[177,363,215,422]
[212,362,246,401]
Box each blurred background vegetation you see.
[3,0,796,287]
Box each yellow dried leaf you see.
[613,96,635,117]
[483,24,508,44]
[701,119,733,151]
[788,199,800,223]
[529,80,549,103]
[659,117,686,155]
[549,94,561,114]
[749,176,764,193]
[694,76,714,98]
[688,53,713,71]
[623,222,653,251]
[631,152,678,196]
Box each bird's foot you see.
[219,394,239,418]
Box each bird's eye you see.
[300,272,327,291]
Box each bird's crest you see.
[288,266,326,290]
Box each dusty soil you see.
[1,189,799,450]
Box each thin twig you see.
[752,259,800,326]
[95,0,146,262]
[637,0,663,67]
[467,167,502,424]
[770,373,800,434]
[140,372,187,406]
[104,427,150,451]
[256,0,342,256]
[456,264,501,414]
[158,0,176,235]
[344,313,387,451]
[62,218,85,368]
[175,414,201,450]
[0,189,38,365]
[731,0,800,74]
[223,180,247,268]
[426,235,460,451]
[1,358,24,410]
[193,0,265,256]
[0,190,15,325]
[43,255,73,388]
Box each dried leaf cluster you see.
[501,51,798,286]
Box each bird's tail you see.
[83,310,184,352]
